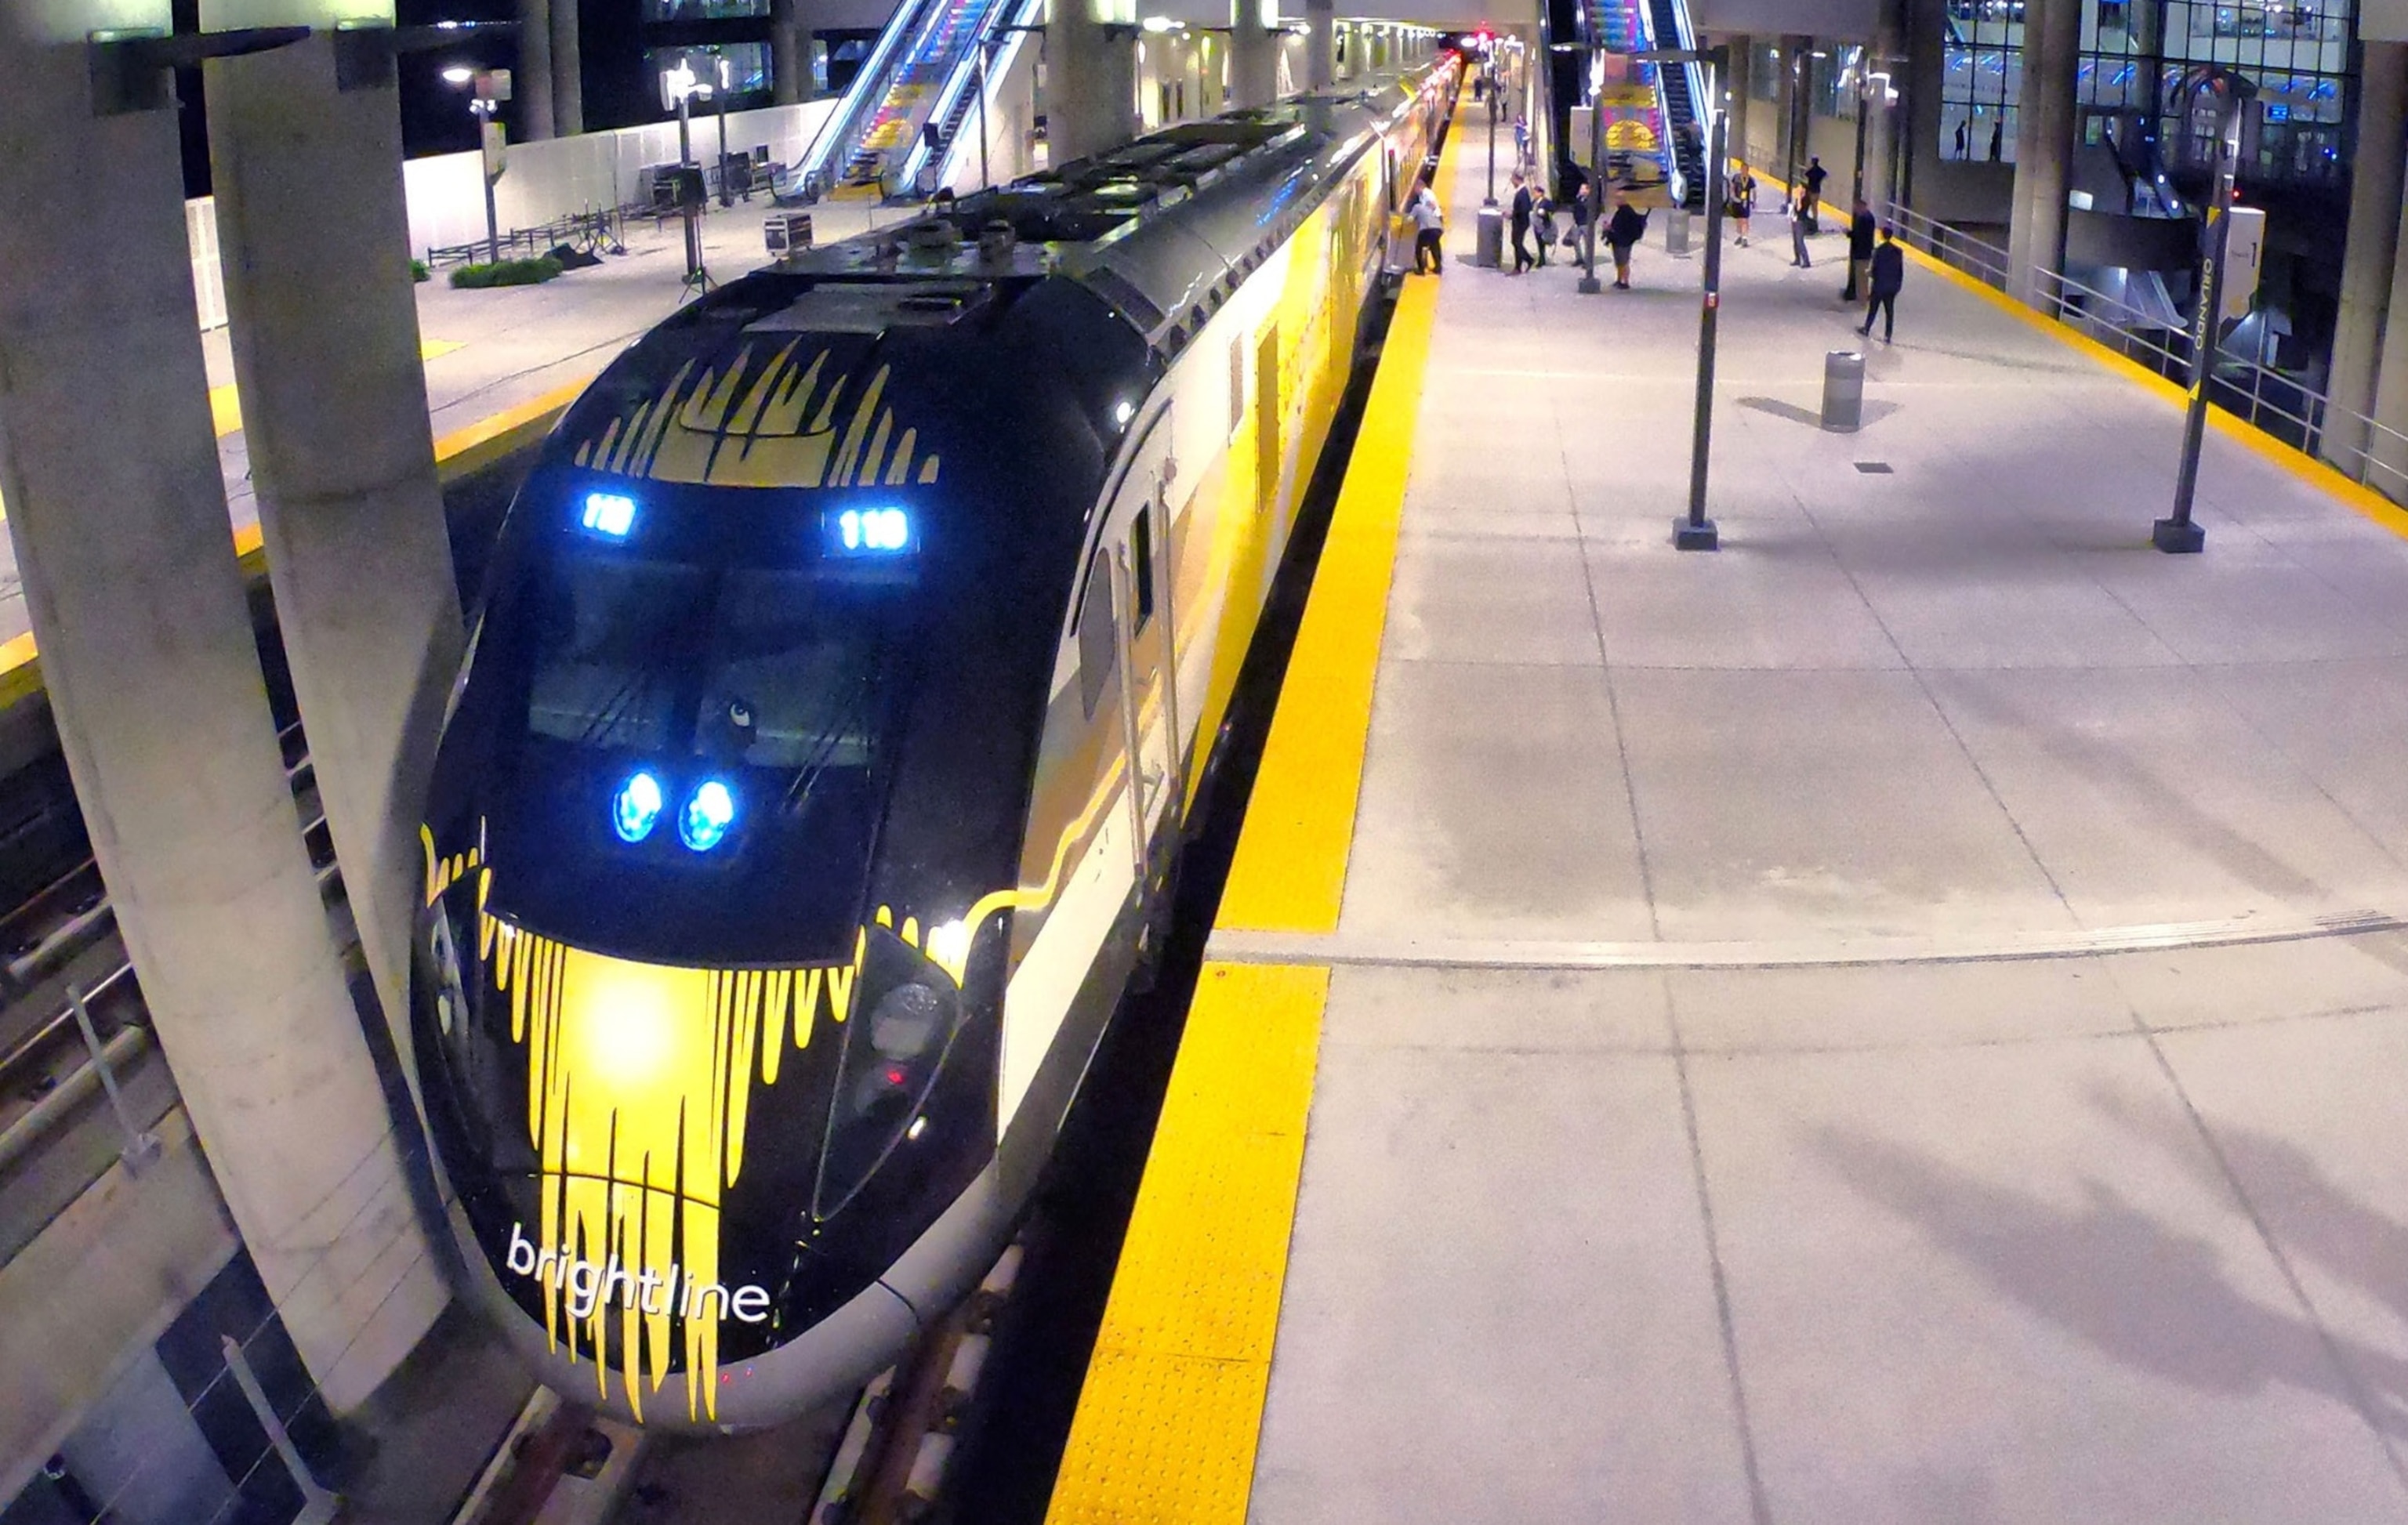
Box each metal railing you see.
[1880,199,2408,508]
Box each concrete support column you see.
[1903,0,1945,206]
[1046,0,1137,161]
[552,0,582,135]
[2325,41,2408,473]
[0,20,442,1415]
[1232,0,1275,107]
[1780,34,1810,184]
[1305,0,1333,89]
[203,9,468,1188]
[1862,23,1902,213]
[515,0,555,140]
[2006,0,2079,306]
[773,0,814,105]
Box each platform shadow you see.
[1738,396,1902,430]
[1813,1125,2408,1436]
[2091,1081,2408,1336]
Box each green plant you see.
[411,257,430,283]
[448,255,565,290]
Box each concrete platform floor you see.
[1242,168,2408,1520]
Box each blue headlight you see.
[680,780,736,852]
[613,771,663,842]
[582,492,636,538]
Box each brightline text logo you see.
[506,1223,772,1324]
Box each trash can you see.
[1822,350,1866,432]
[1475,205,1505,269]
[1664,208,1691,256]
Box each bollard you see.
[1822,349,1866,432]
[1665,208,1691,256]
[1474,205,1504,269]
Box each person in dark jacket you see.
[1509,171,1535,273]
[1801,156,1828,231]
[1862,226,1906,342]
[1844,200,1877,300]
[1605,196,1648,288]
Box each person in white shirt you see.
[1409,180,1446,274]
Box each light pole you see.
[444,65,511,265]
[2159,64,2255,553]
[662,60,715,297]
[1633,44,1729,549]
[1577,42,1608,293]
[714,49,735,208]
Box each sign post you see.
[2159,66,2254,554]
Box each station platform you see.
[1046,130,2408,1522]
[0,192,898,688]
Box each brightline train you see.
[410,59,1457,1428]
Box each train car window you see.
[1131,509,1155,630]
[1228,337,1245,438]
[1078,559,1117,719]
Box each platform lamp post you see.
[714,49,736,208]
[444,65,512,265]
[1634,42,1728,549]
[662,59,715,297]
[2160,63,2256,553]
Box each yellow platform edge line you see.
[1213,138,1452,936]
[0,373,589,700]
[1747,158,2408,545]
[1043,961,1329,1525]
[1044,107,1462,1525]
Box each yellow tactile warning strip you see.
[1213,212,1446,936]
[1043,125,1456,1525]
[1047,962,1328,1525]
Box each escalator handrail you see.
[800,0,940,186]
[893,0,1027,190]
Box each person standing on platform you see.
[1844,199,1876,300]
[1509,171,1535,273]
[1788,189,1813,268]
[1955,118,1969,158]
[1604,194,1648,288]
[1409,178,1446,274]
[1729,166,1755,246]
[1989,116,2004,161]
[1862,225,1905,342]
[1801,155,1828,232]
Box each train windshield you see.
[524,556,899,777]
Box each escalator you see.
[898,0,1042,192]
[796,0,1015,198]
[1637,0,1706,209]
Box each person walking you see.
[1409,178,1446,273]
[1508,172,1535,273]
[1605,194,1648,288]
[1844,198,1876,300]
[1801,155,1828,232]
[1728,165,1754,246]
[1862,225,1905,342]
[1988,116,2004,161]
[1533,189,1558,266]
[1788,188,1812,268]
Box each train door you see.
[1097,413,1182,925]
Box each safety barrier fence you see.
[11,1212,444,1525]
[0,723,332,1248]
[1881,199,2408,507]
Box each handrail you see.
[1882,197,2408,507]
[798,0,937,189]
[893,0,1020,192]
